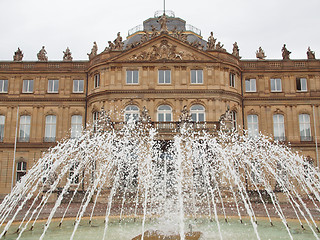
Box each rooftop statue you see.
[171,26,179,38]
[114,32,124,50]
[207,32,216,50]
[63,47,73,61]
[307,47,316,60]
[37,46,48,61]
[150,25,159,38]
[88,41,98,60]
[140,31,149,43]
[281,44,291,60]
[158,13,168,34]
[13,47,23,61]
[256,47,267,60]
[232,42,240,58]
[216,41,225,51]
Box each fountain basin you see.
[132,230,202,240]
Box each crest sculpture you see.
[63,47,73,61]
[282,44,291,60]
[37,46,48,61]
[256,47,267,60]
[307,47,316,60]
[13,48,23,62]
[87,41,98,60]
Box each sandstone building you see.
[0,11,319,197]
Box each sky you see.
[0,0,319,61]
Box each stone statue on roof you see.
[307,47,316,60]
[216,42,225,51]
[207,32,216,50]
[63,47,73,61]
[158,13,168,34]
[150,25,158,38]
[114,32,124,50]
[232,42,240,58]
[37,46,48,61]
[256,47,266,60]
[281,44,291,60]
[13,48,23,61]
[88,41,98,59]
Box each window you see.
[0,115,4,141]
[69,162,80,184]
[48,79,59,93]
[157,105,172,122]
[296,78,307,91]
[93,111,99,123]
[191,69,203,84]
[22,80,33,93]
[158,70,171,84]
[270,78,282,92]
[245,78,256,92]
[229,73,236,87]
[231,111,237,129]
[124,105,140,122]
[73,79,84,93]
[247,114,259,138]
[0,79,8,93]
[273,114,285,141]
[190,105,205,122]
[299,114,312,141]
[126,70,139,84]
[71,115,82,138]
[19,115,31,142]
[16,161,27,182]
[45,115,56,142]
[94,74,100,88]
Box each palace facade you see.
[0,11,319,197]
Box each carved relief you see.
[128,40,198,61]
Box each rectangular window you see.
[16,161,27,182]
[71,115,82,138]
[245,78,256,92]
[126,70,139,84]
[94,74,100,88]
[19,115,31,142]
[296,78,307,91]
[247,114,259,138]
[299,114,312,141]
[273,114,285,141]
[229,73,236,87]
[0,115,5,142]
[22,80,34,93]
[0,79,8,93]
[191,69,203,84]
[73,79,84,93]
[48,79,59,93]
[270,78,282,92]
[158,70,171,84]
[45,115,56,142]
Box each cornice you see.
[0,97,86,102]
[243,96,320,102]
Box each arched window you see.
[157,105,172,122]
[273,114,285,141]
[247,114,259,138]
[0,115,5,142]
[71,115,82,138]
[299,114,311,141]
[190,105,205,122]
[16,161,27,182]
[19,115,31,142]
[45,115,56,142]
[124,105,139,122]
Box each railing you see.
[300,136,313,142]
[185,24,201,36]
[44,137,56,142]
[18,137,30,142]
[128,25,144,36]
[154,10,175,18]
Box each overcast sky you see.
[0,0,319,61]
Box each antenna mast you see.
[163,0,165,15]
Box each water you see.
[0,117,320,239]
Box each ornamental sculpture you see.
[37,46,48,61]
[232,42,240,58]
[114,32,124,50]
[216,42,225,51]
[256,47,266,60]
[307,47,316,60]
[207,32,216,50]
[13,48,23,61]
[63,47,73,61]
[281,44,291,60]
[88,41,98,60]
[158,13,168,34]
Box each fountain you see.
[0,112,320,240]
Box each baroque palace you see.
[0,11,319,197]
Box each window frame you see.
[19,115,31,142]
[190,69,203,84]
[126,70,139,84]
[124,105,140,122]
[44,115,56,142]
[94,73,100,88]
[73,79,84,93]
[273,114,285,141]
[47,79,59,93]
[22,79,34,93]
[157,105,172,122]
[270,78,282,92]
[0,115,5,142]
[247,114,259,138]
[299,114,312,141]
[0,79,8,93]
[245,78,256,92]
[71,115,83,139]
[229,73,236,88]
[16,161,27,182]
[296,77,307,92]
[158,69,171,84]
[190,105,206,122]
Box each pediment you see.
[110,35,220,62]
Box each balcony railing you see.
[300,136,313,142]
[18,137,30,142]
[44,137,56,142]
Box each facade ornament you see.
[232,42,240,58]
[140,106,151,123]
[256,47,267,60]
[37,46,48,61]
[140,31,149,44]
[216,42,225,51]
[207,32,216,50]
[307,47,316,60]
[281,44,291,60]
[114,32,124,50]
[158,13,168,34]
[172,26,179,38]
[63,47,73,61]
[179,105,191,122]
[105,41,115,51]
[150,25,159,38]
[88,41,98,60]
[13,48,23,61]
